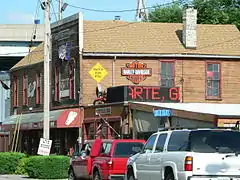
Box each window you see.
[101,142,112,155]
[154,133,167,153]
[36,72,41,104]
[160,61,175,87]
[113,142,144,157]
[206,62,221,99]
[69,64,74,99]
[13,76,18,107]
[142,134,157,153]
[22,73,28,106]
[190,130,240,153]
[55,66,60,101]
[167,131,190,151]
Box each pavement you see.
[0,175,67,180]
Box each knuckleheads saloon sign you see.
[121,60,152,84]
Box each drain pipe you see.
[112,56,116,86]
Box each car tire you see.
[127,171,135,180]
[165,172,174,180]
[68,168,77,180]
[93,170,102,180]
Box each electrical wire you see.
[53,0,174,13]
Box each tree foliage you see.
[148,0,240,30]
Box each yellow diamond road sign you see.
[88,63,108,83]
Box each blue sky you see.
[0,0,172,24]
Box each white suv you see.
[125,128,240,180]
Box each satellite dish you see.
[96,84,103,97]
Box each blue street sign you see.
[153,109,172,117]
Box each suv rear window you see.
[190,130,240,153]
[113,142,144,157]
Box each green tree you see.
[147,0,240,30]
[147,2,183,23]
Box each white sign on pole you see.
[37,138,52,156]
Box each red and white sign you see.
[56,108,81,128]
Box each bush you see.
[15,157,29,175]
[0,152,26,174]
[25,155,70,179]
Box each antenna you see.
[136,0,148,22]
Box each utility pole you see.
[58,0,63,20]
[43,0,51,140]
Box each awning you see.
[2,108,81,130]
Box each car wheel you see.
[68,168,77,180]
[165,172,174,180]
[93,170,101,180]
[127,173,135,180]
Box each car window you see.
[154,133,167,153]
[167,131,190,151]
[101,142,112,154]
[142,134,157,153]
[190,130,240,153]
[113,142,144,157]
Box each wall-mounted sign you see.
[121,60,152,84]
[95,107,112,115]
[88,63,108,83]
[107,86,180,103]
[154,109,172,117]
[28,81,36,98]
[58,42,71,61]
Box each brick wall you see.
[81,57,240,105]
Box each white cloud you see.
[7,12,34,24]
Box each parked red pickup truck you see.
[68,138,145,180]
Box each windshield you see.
[190,130,240,153]
[113,142,144,157]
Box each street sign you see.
[88,63,108,83]
[37,138,52,156]
[153,109,172,117]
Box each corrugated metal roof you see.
[132,102,240,116]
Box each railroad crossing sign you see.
[88,63,108,83]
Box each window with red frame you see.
[13,76,18,107]
[22,73,28,106]
[55,66,60,101]
[206,62,221,99]
[36,72,41,104]
[69,64,74,99]
[160,61,175,87]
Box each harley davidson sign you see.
[121,60,152,84]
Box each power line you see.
[53,0,174,13]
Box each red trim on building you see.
[69,64,74,99]
[13,76,18,107]
[205,61,222,100]
[55,66,60,101]
[36,72,41,104]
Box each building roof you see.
[132,102,240,116]
[10,42,44,70]
[0,24,44,42]
[11,20,240,70]
[83,21,240,56]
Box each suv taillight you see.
[184,156,193,171]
